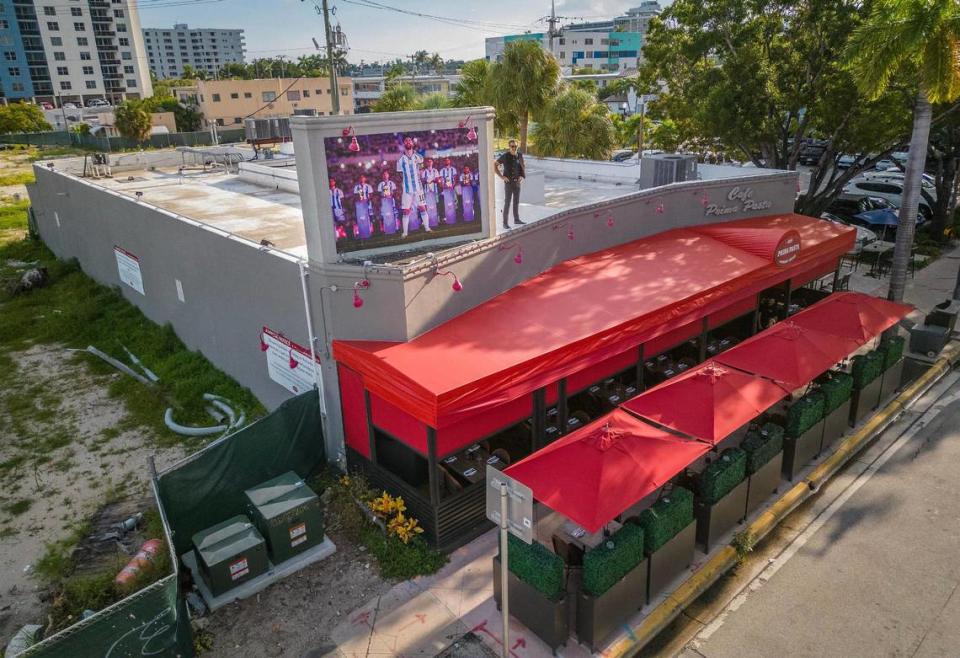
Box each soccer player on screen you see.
[439,157,458,224]
[459,166,476,222]
[377,171,399,235]
[422,157,441,228]
[330,178,346,226]
[353,174,374,239]
[397,137,431,237]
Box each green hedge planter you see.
[493,556,568,652]
[852,351,884,389]
[741,424,784,475]
[697,448,747,504]
[786,391,825,439]
[578,524,648,650]
[636,487,694,555]
[879,335,905,370]
[818,371,853,414]
[505,534,564,601]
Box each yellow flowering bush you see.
[387,512,424,544]
[368,491,406,519]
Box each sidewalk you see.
[321,244,960,658]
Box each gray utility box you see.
[192,515,268,597]
[925,300,959,332]
[244,471,323,565]
[909,324,950,358]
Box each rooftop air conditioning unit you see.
[640,153,699,189]
[244,117,292,142]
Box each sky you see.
[136,0,666,65]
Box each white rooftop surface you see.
[91,166,637,257]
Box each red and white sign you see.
[774,230,802,266]
[261,326,321,395]
[114,246,144,295]
[229,557,250,581]
[289,522,307,547]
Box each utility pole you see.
[322,0,341,115]
[547,0,560,52]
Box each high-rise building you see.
[0,0,152,105]
[484,3,662,71]
[143,23,245,80]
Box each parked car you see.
[62,102,78,109]
[821,212,879,252]
[39,101,54,110]
[858,169,938,200]
[86,98,109,108]
[798,140,827,166]
[843,178,934,219]
[836,154,857,168]
[610,149,636,162]
[874,158,897,171]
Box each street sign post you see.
[485,466,533,658]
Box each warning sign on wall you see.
[114,246,144,295]
[261,326,320,395]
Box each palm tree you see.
[529,87,616,160]
[453,59,491,107]
[429,53,444,75]
[490,40,560,152]
[417,92,451,110]
[845,0,960,302]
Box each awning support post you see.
[636,343,645,390]
[365,390,376,464]
[699,318,709,363]
[532,388,546,451]
[427,428,440,507]
[557,379,568,435]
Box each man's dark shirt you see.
[497,151,525,180]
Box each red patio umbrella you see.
[620,362,790,445]
[504,410,709,534]
[789,292,913,345]
[715,321,860,389]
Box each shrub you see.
[505,534,565,601]
[636,486,694,554]
[785,391,825,438]
[582,523,645,597]
[879,335,905,370]
[818,371,854,413]
[852,351,884,389]
[741,423,784,474]
[697,448,747,504]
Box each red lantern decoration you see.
[259,333,269,352]
[514,246,523,264]
[288,349,298,369]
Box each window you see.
[73,22,85,31]
[113,9,124,18]
[211,93,221,102]
[3,51,14,61]
[77,37,87,46]
[116,23,126,32]
[261,90,276,101]
[12,82,23,91]
[230,92,238,99]
[121,51,131,60]
[53,52,65,61]
[126,79,136,87]
[215,118,224,126]
[85,80,96,89]
[286,90,300,101]
[316,89,322,95]
[60,81,71,90]
[123,65,133,73]
[56,66,67,75]
[82,65,93,74]
[341,87,349,96]
[243,91,251,98]
[233,116,242,125]
[47,36,62,46]
[559,51,565,59]
[559,38,565,45]
[7,66,18,76]
[71,7,82,17]
[118,37,128,46]
[600,38,609,45]
[47,21,59,30]
[80,52,90,60]
[0,20,8,29]
[43,6,56,16]
[302,89,309,97]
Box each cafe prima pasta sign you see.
[775,230,801,266]
[704,186,773,216]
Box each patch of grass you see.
[34,520,91,583]
[3,498,33,516]
[46,572,118,634]
[0,238,266,444]
[360,525,447,580]
[0,199,29,231]
[0,170,35,186]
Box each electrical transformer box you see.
[192,515,268,597]
[244,472,324,565]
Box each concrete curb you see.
[606,343,960,658]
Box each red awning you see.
[714,321,862,389]
[504,410,709,533]
[334,214,854,431]
[619,362,790,444]
[787,291,913,345]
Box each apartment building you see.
[174,77,353,128]
[485,30,642,72]
[0,0,151,105]
[352,74,457,112]
[143,23,245,80]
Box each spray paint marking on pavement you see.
[692,371,960,647]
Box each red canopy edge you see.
[333,214,855,429]
[504,409,710,533]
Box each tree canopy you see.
[0,103,51,135]
[489,40,560,151]
[113,100,152,142]
[530,87,616,160]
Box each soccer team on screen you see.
[330,137,479,241]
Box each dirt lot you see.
[0,345,185,646]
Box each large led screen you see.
[325,126,483,253]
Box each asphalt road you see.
[677,371,960,658]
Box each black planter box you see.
[820,400,851,454]
[493,557,568,652]
[646,520,696,605]
[880,359,904,403]
[849,377,883,426]
[695,478,748,553]
[576,559,647,651]
[782,419,823,481]
[745,451,782,518]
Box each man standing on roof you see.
[397,136,431,238]
[495,139,526,230]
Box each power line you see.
[338,0,531,35]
